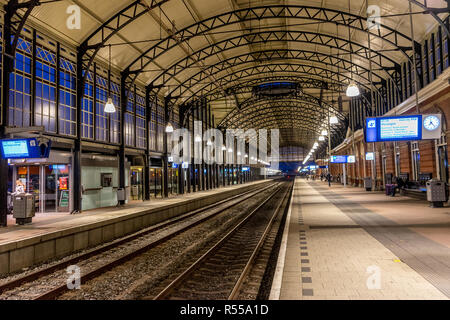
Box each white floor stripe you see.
[268,178,296,300]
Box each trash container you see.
[426,180,447,208]
[117,188,127,202]
[13,194,35,225]
[385,184,394,196]
[364,177,372,191]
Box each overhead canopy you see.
[14,0,450,147]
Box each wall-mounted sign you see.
[366,114,442,143]
[366,152,375,161]
[182,162,189,169]
[347,155,356,163]
[168,156,174,163]
[330,156,348,164]
[0,138,51,159]
[242,167,250,172]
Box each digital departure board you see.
[1,139,30,159]
[366,115,424,142]
[379,116,421,141]
[0,138,52,159]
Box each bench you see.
[401,188,427,200]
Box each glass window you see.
[59,57,77,136]
[136,93,147,149]
[95,74,109,142]
[35,44,57,133]
[125,91,135,147]
[82,70,94,139]
[110,79,121,144]
[9,37,32,127]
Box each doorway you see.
[130,167,143,201]
[14,164,70,213]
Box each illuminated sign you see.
[330,156,348,164]
[182,162,189,169]
[1,140,29,158]
[366,114,442,142]
[1,138,51,159]
[242,167,250,172]
[347,156,356,163]
[366,152,375,161]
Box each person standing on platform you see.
[326,172,332,187]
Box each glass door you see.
[130,168,143,201]
[44,165,70,213]
[44,165,57,212]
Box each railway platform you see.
[271,178,450,300]
[0,180,270,276]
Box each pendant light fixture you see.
[165,122,174,133]
[104,45,116,113]
[345,3,360,98]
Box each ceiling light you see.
[207,140,213,146]
[346,82,360,97]
[222,145,227,151]
[104,97,116,113]
[165,122,174,133]
[228,148,233,153]
[319,136,325,141]
[195,135,202,143]
[330,116,339,125]
[321,130,328,136]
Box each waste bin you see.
[385,184,395,196]
[13,194,35,225]
[364,177,372,191]
[426,180,447,208]
[131,185,139,200]
[117,188,127,202]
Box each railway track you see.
[0,181,280,300]
[151,182,293,300]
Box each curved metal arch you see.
[205,75,343,102]
[237,93,342,118]
[149,30,399,92]
[174,62,373,108]
[224,104,342,134]
[221,98,344,130]
[167,51,386,106]
[78,0,167,84]
[125,4,416,82]
[410,0,450,38]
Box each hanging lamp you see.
[104,45,116,113]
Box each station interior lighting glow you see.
[346,82,360,97]
[165,123,174,133]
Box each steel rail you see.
[0,181,275,297]
[30,182,280,300]
[153,182,290,300]
[228,183,293,300]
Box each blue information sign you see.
[330,155,348,164]
[0,138,51,159]
[366,115,423,142]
